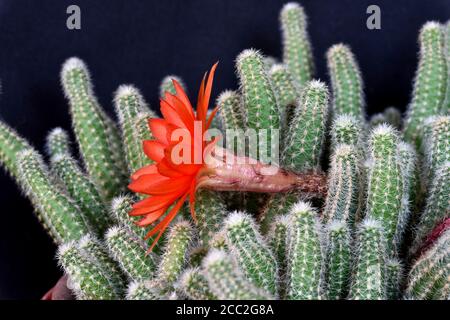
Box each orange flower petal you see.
[160,100,186,129]
[142,175,192,196]
[149,118,169,146]
[172,79,195,118]
[131,164,158,181]
[143,140,165,162]
[128,173,168,194]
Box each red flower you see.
[128,63,219,251]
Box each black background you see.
[0,0,448,299]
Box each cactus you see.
[177,267,216,300]
[280,2,314,88]
[386,258,403,300]
[326,44,365,120]
[349,218,386,300]
[61,57,127,200]
[444,20,450,114]
[156,220,194,288]
[160,75,186,97]
[383,107,403,130]
[405,230,450,300]
[110,195,147,239]
[50,153,111,236]
[325,220,351,300]
[404,22,447,146]
[114,85,155,174]
[422,115,449,182]
[269,64,299,126]
[365,125,403,255]
[330,114,363,149]
[17,149,89,243]
[236,49,280,161]
[282,80,329,171]
[286,202,324,300]
[126,281,159,300]
[203,249,272,300]
[105,225,157,281]
[224,211,279,296]
[259,192,299,235]
[323,144,361,224]
[412,162,450,253]
[194,190,227,246]
[217,90,245,132]
[46,127,72,157]
[57,241,120,300]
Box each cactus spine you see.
[259,192,299,235]
[386,258,403,300]
[110,195,147,240]
[159,75,186,97]
[224,212,279,296]
[327,44,365,120]
[280,2,314,88]
[286,202,324,300]
[330,114,363,149]
[203,249,272,300]
[126,281,159,300]
[46,128,72,157]
[404,22,447,145]
[217,90,245,131]
[105,225,157,281]
[365,125,403,254]
[422,115,449,182]
[194,190,227,246]
[57,241,120,300]
[282,80,329,171]
[269,64,299,126]
[349,219,386,300]
[325,220,351,300]
[61,57,127,200]
[17,149,89,243]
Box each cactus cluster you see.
[0,2,448,300]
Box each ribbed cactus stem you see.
[126,281,159,300]
[50,154,111,236]
[194,190,227,246]
[208,230,228,251]
[386,258,403,300]
[105,225,157,281]
[349,218,386,300]
[269,64,299,127]
[159,75,186,97]
[404,22,447,145]
[110,195,147,239]
[156,220,194,287]
[280,2,314,87]
[422,115,449,182]
[323,144,361,224]
[412,162,449,253]
[177,268,216,300]
[330,114,363,149]
[224,211,279,296]
[325,220,351,300]
[46,127,72,157]
[286,201,324,300]
[444,21,450,114]
[203,249,272,300]
[282,80,329,171]
[61,57,127,200]
[259,193,299,235]
[236,49,280,162]
[0,119,33,179]
[77,234,125,293]
[217,90,245,131]
[57,241,120,300]
[405,230,450,300]
[383,107,402,130]
[114,85,154,174]
[326,44,365,120]
[268,214,289,298]
[365,125,403,255]
[17,149,89,243]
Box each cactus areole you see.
[127,63,327,250]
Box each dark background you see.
[0,0,448,299]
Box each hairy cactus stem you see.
[196,146,327,197]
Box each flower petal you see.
[149,118,169,146]
[143,140,165,162]
[131,164,158,181]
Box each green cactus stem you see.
[194,190,227,246]
[443,21,450,114]
[105,225,157,281]
[404,22,447,146]
[177,267,216,300]
[114,85,155,174]
[110,195,148,239]
[323,144,361,225]
[203,249,272,300]
[280,2,314,88]
[286,201,324,300]
[422,115,449,183]
[386,258,403,300]
[330,114,363,149]
[57,241,120,300]
[236,49,280,162]
[160,75,186,97]
[217,90,245,132]
[349,218,386,300]
[61,57,127,200]
[224,211,279,296]
[126,281,159,300]
[268,214,289,299]
[365,125,403,255]
[325,220,351,300]
[17,149,89,243]
[259,192,299,235]
[269,64,299,127]
[326,44,365,120]
[282,80,329,171]
[46,127,72,157]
